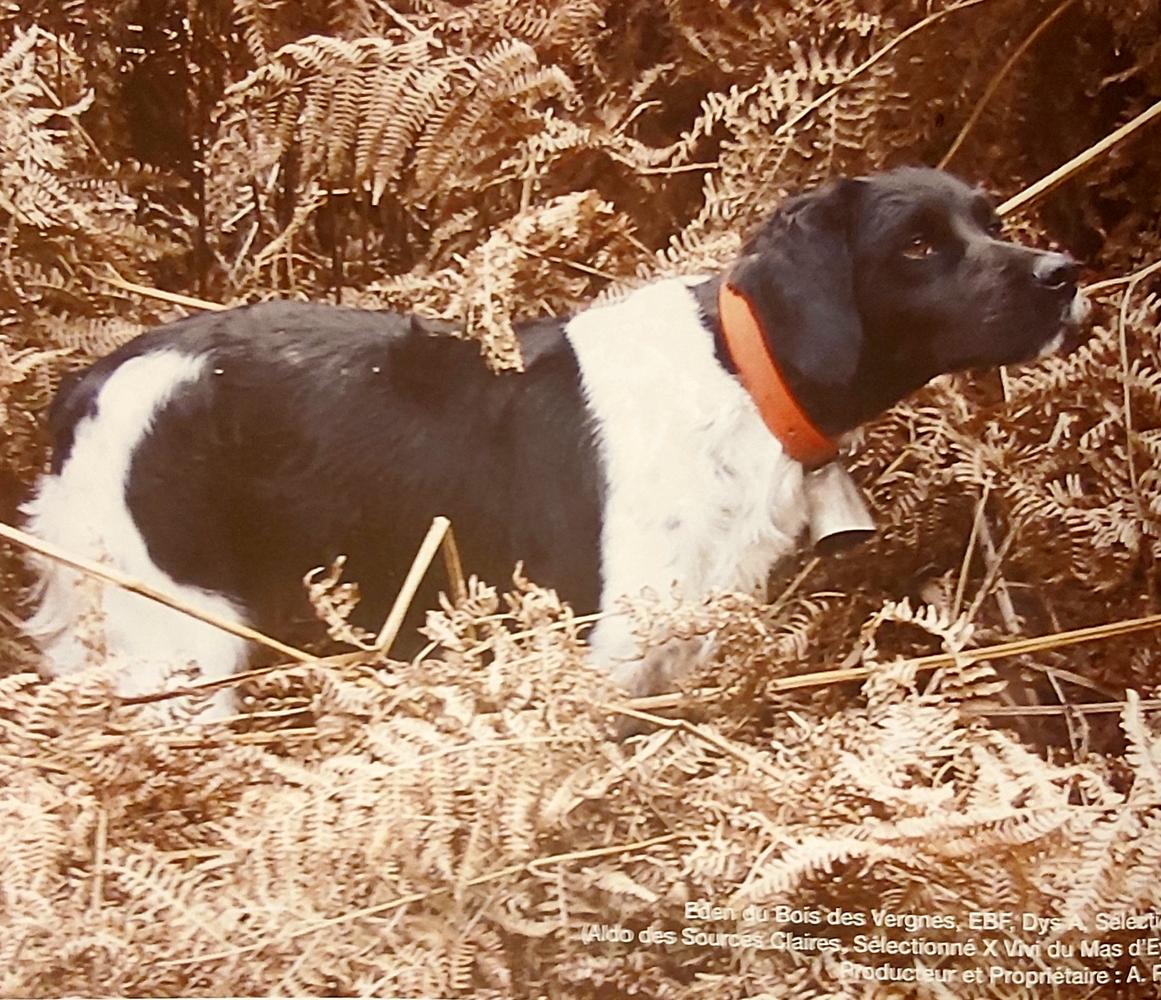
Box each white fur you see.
[1038,292,1091,358]
[1069,290,1092,330]
[22,350,249,721]
[1037,329,1066,359]
[24,281,810,712]
[567,278,809,695]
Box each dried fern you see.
[2,0,1161,995]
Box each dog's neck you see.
[694,275,847,460]
[715,280,837,467]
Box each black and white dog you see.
[24,168,1088,716]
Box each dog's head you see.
[727,167,1090,435]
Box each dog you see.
[23,167,1089,717]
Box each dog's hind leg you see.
[21,351,251,721]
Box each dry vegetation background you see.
[2,0,1161,997]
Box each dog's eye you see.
[902,234,938,259]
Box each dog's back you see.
[23,301,604,716]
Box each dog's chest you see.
[566,278,808,611]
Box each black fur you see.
[722,168,1081,435]
[41,167,1085,664]
[65,302,604,651]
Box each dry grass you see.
[2,0,1161,996]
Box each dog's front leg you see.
[587,612,708,699]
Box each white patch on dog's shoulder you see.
[22,350,249,721]
[567,278,808,695]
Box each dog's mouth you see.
[1037,291,1092,359]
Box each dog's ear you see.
[730,177,864,387]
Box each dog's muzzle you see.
[1034,252,1091,358]
[1038,290,1092,358]
[1062,290,1092,350]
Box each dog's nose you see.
[1034,253,1079,291]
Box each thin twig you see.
[374,516,451,652]
[521,247,620,282]
[967,514,1020,629]
[938,0,1077,169]
[998,95,1161,216]
[438,522,476,646]
[165,726,319,748]
[94,271,227,312]
[90,807,107,913]
[30,33,107,165]
[1046,661,1086,758]
[1036,664,1119,699]
[1083,257,1161,296]
[0,600,24,630]
[0,520,313,664]
[952,484,989,620]
[770,0,991,147]
[772,610,1161,692]
[634,160,722,176]
[440,523,468,605]
[600,702,790,782]
[768,556,820,617]
[368,0,430,39]
[623,610,1161,710]
[962,699,1161,718]
[1117,266,1155,527]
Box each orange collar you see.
[718,280,837,467]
